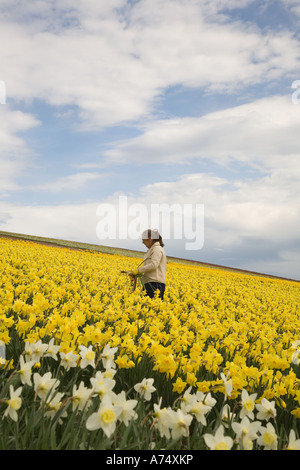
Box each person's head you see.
[141,229,164,248]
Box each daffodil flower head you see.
[220,371,233,400]
[79,345,96,369]
[153,398,173,439]
[256,398,277,421]
[168,408,193,440]
[292,349,300,366]
[204,424,234,450]
[18,355,35,386]
[221,403,235,428]
[25,340,48,364]
[287,430,300,450]
[113,391,138,426]
[257,422,278,450]
[134,378,156,401]
[181,386,193,406]
[45,392,67,422]
[72,381,93,411]
[202,392,217,408]
[33,371,60,401]
[240,389,257,420]
[232,416,262,450]
[90,370,115,398]
[44,338,60,360]
[86,394,122,437]
[60,351,79,371]
[101,343,118,370]
[4,385,22,422]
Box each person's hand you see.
[120,269,138,277]
[127,269,138,278]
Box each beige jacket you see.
[137,241,167,284]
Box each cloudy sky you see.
[1,0,300,280]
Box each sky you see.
[0,0,300,280]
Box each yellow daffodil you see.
[1,235,300,449]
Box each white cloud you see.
[30,172,104,193]
[140,172,300,240]
[0,106,40,153]
[280,0,300,18]
[131,1,300,90]
[0,106,40,195]
[0,201,99,244]
[103,95,300,170]
[1,0,300,129]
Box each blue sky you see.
[1,0,300,280]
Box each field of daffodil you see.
[1,235,300,450]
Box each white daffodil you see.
[292,350,300,366]
[181,393,211,426]
[153,398,173,439]
[287,430,300,450]
[79,345,96,369]
[18,355,35,386]
[103,368,117,380]
[168,408,193,440]
[240,389,257,420]
[256,398,277,421]
[86,394,122,437]
[181,386,194,409]
[45,392,67,421]
[72,381,93,411]
[60,351,79,371]
[221,404,235,428]
[202,392,217,409]
[113,391,138,426]
[44,338,60,360]
[4,385,22,422]
[257,422,278,450]
[134,378,156,401]
[221,372,233,399]
[101,343,118,370]
[90,370,116,398]
[33,371,60,400]
[25,340,48,363]
[232,416,262,450]
[204,424,234,450]
[291,340,300,364]
[189,400,211,426]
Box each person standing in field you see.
[130,229,167,300]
